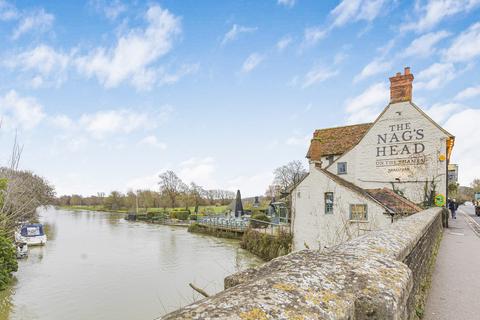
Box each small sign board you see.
[434,194,446,207]
[475,192,480,201]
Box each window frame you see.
[349,204,368,221]
[324,192,334,214]
[337,162,347,175]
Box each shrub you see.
[0,236,18,290]
[250,213,270,229]
[189,214,204,221]
[171,210,190,220]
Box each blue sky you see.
[0,0,479,196]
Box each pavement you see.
[425,205,480,320]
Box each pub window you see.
[337,162,347,174]
[325,192,334,214]
[350,204,368,221]
[297,191,301,198]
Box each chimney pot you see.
[389,67,414,103]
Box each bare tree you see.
[471,179,480,193]
[158,171,187,208]
[189,183,206,213]
[273,160,308,194]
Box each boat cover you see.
[20,224,45,237]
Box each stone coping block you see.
[163,208,442,320]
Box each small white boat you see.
[15,224,47,246]
[16,242,28,259]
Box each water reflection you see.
[0,208,263,320]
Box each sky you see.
[0,0,479,197]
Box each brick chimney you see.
[389,67,414,103]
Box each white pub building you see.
[291,68,455,251]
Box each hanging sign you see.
[434,194,445,207]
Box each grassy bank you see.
[59,205,228,215]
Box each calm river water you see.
[0,208,263,320]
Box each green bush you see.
[0,236,18,290]
[250,213,270,229]
[171,210,190,220]
[189,214,205,221]
[241,229,292,261]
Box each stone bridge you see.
[163,207,443,320]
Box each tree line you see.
[55,170,236,212]
[55,160,309,212]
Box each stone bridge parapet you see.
[163,208,443,320]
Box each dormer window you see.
[337,162,347,175]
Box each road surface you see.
[425,205,480,320]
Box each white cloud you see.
[79,106,173,138]
[443,22,480,63]
[345,82,389,123]
[241,53,264,73]
[221,24,257,45]
[286,134,310,147]
[416,62,456,90]
[301,65,338,88]
[354,59,391,82]
[12,8,54,40]
[330,0,390,28]
[276,35,293,51]
[126,171,164,191]
[401,0,480,33]
[0,90,45,130]
[402,30,451,58]
[425,103,464,123]
[455,85,480,100]
[179,157,216,188]
[302,26,326,47]
[277,0,296,8]
[5,45,71,88]
[138,135,167,149]
[0,0,18,21]
[50,114,75,130]
[156,63,199,86]
[90,0,127,20]
[334,52,348,65]
[76,4,181,90]
[444,108,480,186]
[227,171,274,197]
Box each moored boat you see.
[15,223,47,246]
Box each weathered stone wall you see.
[162,208,443,320]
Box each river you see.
[0,207,263,320]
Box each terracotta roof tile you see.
[306,123,373,160]
[366,188,422,215]
[318,169,421,215]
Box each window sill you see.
[349,220,369,223]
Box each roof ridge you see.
[314,122,373,133]
[317,169,393,213]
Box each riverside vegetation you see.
[0,166,55,290]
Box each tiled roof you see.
[306,123,373,161]
[319,169,421,215]
[366,188,422,215]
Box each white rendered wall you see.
[326,102,450,204]
[291,168,391,251]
